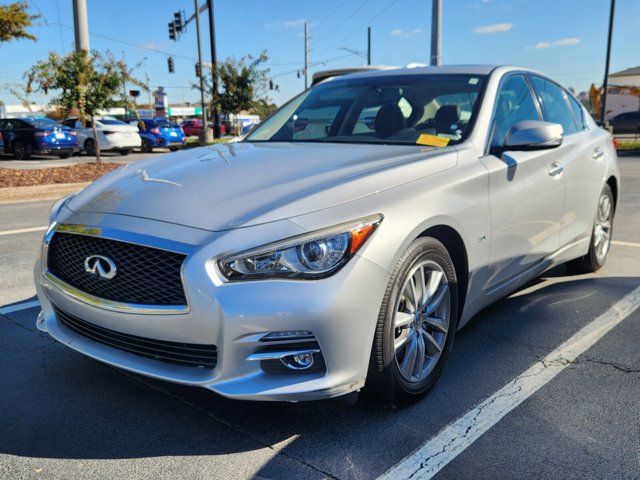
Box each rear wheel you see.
[366,237,458,405]
[58,151,72,159]
[118,149,131,156]
[13,141,30,160]
[169,146,180,152]
[84,139,96,156]
[141,138,153,153]
[567,184,614,273]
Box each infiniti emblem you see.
[84,255,117,280]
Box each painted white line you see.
[612,240,640,249]
[0,300,40,315]
[379,285,640,480]
[0,226,47,237]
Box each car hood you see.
[67,142,457,231]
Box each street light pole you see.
[194,0,209,142]
[367,27,371,65]
[600,0,616,124]
[430,0,441,66]
[72,0,90,51]
[206,0,220,138]
[304,22,309,89]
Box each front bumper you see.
[34,216,389,401]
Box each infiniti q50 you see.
[35,66,619,405]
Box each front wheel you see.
[58,151,72,159]
[366,237,458,406]
[84,139,96,156]
[169,146,180,152]
[567,184,614,273]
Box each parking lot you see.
[0,155,638,480]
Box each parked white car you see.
[63,116,141,156]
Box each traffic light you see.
[167,56,175,73]
[174,12,183,34]
[129,90,140,98]
[195,63,201,77]
[168,21,176,41]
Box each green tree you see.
[0,1,38,43]
[197,51,272,132]
[29,50,145,162]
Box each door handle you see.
[548,162,564,177]
[593,148,605,160]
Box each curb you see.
[0,182,90,204]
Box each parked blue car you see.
[0,117,79,160]
[128,118,186,153]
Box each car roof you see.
[313,65,525,83]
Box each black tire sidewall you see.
[13,142,28,160]
[370,237,459,404]
[84,139,95,156]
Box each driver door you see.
[480,74,565,289]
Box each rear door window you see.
[567,96,586,130]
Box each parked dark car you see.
[609,111,640,134]
[0,117,78,160]
[127,118,186,152]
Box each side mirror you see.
[502,120,563,152]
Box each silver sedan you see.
[35,65,619,404]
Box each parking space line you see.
[0,226,47,237]
[612,240,640,249]
[378,285,640,480]
[0,300,40,315]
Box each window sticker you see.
[416,134,450,147]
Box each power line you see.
[316,0,401,57]
[313,0,349,29]
[269,52,356,79]
[313,0,373,45]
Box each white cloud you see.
[473,23,513,34]
[265,19,306,30]
[534,37,580,49]
[390,28,424,38]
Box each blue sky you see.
[1,0,638,107]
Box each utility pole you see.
[72,0,90,52]
[367,27,371,65]
[304,22,309,89]
[194,0,210,143]
[145,72,153,117]
[430,0,441,66]
[207,0,221,138]
[601,0,616,124]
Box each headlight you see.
[218,214,383,281]
[49,194,74,224]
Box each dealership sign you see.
[167,106,203,116]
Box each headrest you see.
[374,103,407,138]
[435,104,461,124]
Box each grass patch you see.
[617,140,640,151]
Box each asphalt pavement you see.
[0,156,639,480]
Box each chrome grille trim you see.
[43,223,196,315]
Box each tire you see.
[118,149,131,156]
[366,237,459,406]
[84,139,96,156]
[169,146,180,152]
[58,151,72,159]
[13,141,31,160]
[566,184,615,273]
[141,138,153,153]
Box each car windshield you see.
[99,116,126,125]
[25,117,59,128]
[246,73,487,146]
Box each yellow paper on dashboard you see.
[416,134,450,147]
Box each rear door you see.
[529,76,610,248]
[480,73,565,289]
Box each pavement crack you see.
[116,369,339,480]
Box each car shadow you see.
[0,274,638,479]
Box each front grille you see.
[47,232,187,306]
[54,306,217,369]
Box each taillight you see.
[150,127,161,135]
[69,130,77,136]
[612,137,619,150]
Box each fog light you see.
[281,352,315,370]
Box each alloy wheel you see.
[594,192,613,262]
[393,260,450,383]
